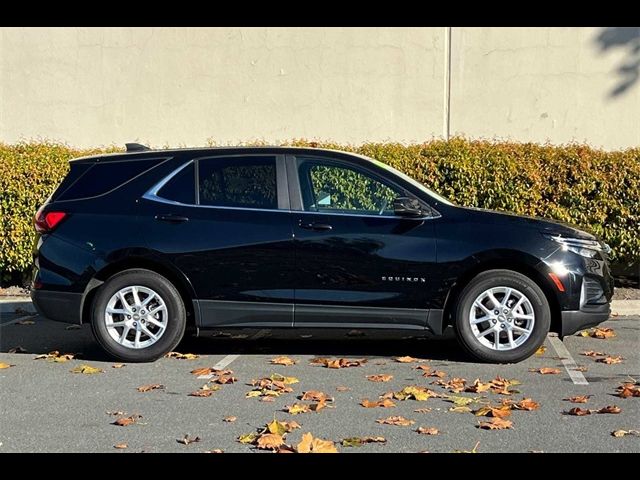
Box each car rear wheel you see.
[453,269,550,363]
[91,269,186,362]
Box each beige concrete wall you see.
[450,27,640,150]
[0,27,637,150]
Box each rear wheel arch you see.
[82,257,198,329]
[442,257,561,334]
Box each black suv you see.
[31,145,613,363]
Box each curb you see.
[2,296,639,316]
[611,299,640,317]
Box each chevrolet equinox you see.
[31,145,613,363]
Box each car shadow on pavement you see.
[0,318,469,363]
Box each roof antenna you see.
[126,142,151,152]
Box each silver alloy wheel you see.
[469,286,535,351]
[104,285,168,349]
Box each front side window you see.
[298,159,401,215]
[198,156,278,209]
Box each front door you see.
[291,156,438,330]
[139,154,295,328]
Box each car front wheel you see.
[453,269,551,363]
[91,269,186,362]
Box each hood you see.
[461,206,597,240]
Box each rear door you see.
[139,154,295,328]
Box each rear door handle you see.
[298,221,332,231]
[155,214,189,223]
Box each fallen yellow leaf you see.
[70,364,103,374]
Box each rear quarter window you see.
[55,158,160,201]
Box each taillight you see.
[34,206,67,233]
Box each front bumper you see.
[560,302,610,338]
[31,289,83,324]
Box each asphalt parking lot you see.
[1,311,638,453]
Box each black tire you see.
[453,269,550,364]
[90,269,186,362]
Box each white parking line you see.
[547,334,589,385]
[197,354,241,379]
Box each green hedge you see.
[1,138,639,280]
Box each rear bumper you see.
[560,303,610,338]
[31,289,83,324]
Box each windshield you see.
[363,156,455,206]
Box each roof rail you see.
[125,142,151,152]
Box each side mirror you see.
[393,197,424,218]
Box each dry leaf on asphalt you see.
[427,370,447,378]
[17,319,35,325]
[566,407,592,416]
[367,374,393,382]
[474,406,512,418]
[477,418,513,430]
[597,405,621,414]
[449,406,472,413]
[223,416,237,423]
[301,390,333,402]
[445,395,479,407]
[511,398,540,411]
[309,357,367,369]
[271,356,297,366]
[256,433,284,450]
[296,432,338,453]
[35,351,76,363]
[266,419,301,435]
[596,355,624,364]
[582,350,607,357]
[0,362,15,369]
[112,364,126,369]
[564,395,592,403]
[113,443,128,449]
[453,441,481,453]
[465,379,493,393]
[165,352,199,360]
[286,403,311,415]
[205,449,224,453]
[580,327,616,339]
[394,356,423,363]
[136,383,164,392]
[616,382,640,398]
[106,410,127,416]
[392,385,438,401]
[416,427,440,435]
[529,367,561,375]
[336,386,350,392]
[612,430,640,438]
[113,415,141,426]
[190,367,214,376]
[433,377,467,392]
[361,398,396,408]
[8,346,27,354]
[341,436,386,447]
[376,416,415,426]
[237,432,259,444]
[70,364,103,374]
[489,376,521,395]
[189,390,214,397]
[535,346,547,355]
[177,435,201,445]
[573,366,589,372]
[414,408,432,413]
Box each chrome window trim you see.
[143,159,440,220]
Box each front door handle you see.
[155,214,189,223]
[299,221,332,231]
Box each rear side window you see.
[156,163,195,204]
[197,156,277,209]
[56,159,159,201]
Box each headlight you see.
[544,235,610,258]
